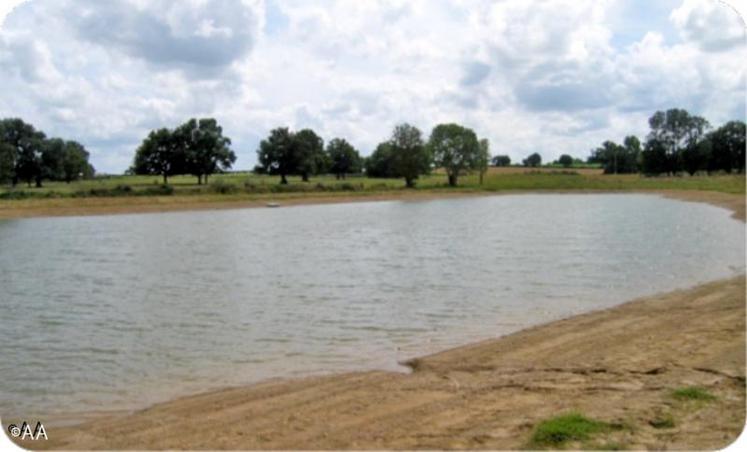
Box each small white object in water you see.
[266,202,280,208]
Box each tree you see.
[589,137,640,174]
[523,152,542,167]
[293,128,325,182]
[427,123,479,186]
[641,139,669,175]
[389,123,430,188]
[681,139,712,176]
[175,118,235,184]
[0,142,14,184]
[0,118,46,187]
[131,128,182,184]
[61,141,94,182]
[41,138,66,183]
[707,121,746,174]
[492,155,511,167]
[645,108,710,175]
[256,127,296,184]
[365,142,396,178]
[477,138,490,185]
[557,154,573,168]
[326,138,361,179]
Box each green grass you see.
[1,170,744,202]
[529,412,620,448]
[671,386,717,402]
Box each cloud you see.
[72,0,260,76]
[670,0,745,52]
[0,0,744,172]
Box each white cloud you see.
[671,0,745,51]
[0,0,744,172]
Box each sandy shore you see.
[0,188,743,221]
[6,190,745,449]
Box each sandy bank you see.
[20,274,744,450]
[0,188,743,221]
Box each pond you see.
[0,194,744,419]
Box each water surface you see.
[0,194,744,418]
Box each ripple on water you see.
[0,194,743,418]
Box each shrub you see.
[530,412,617,448]
[671,387,716,401]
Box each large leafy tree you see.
[0,118,46,187]
[61,141,94,182]
[707,120,745,174]
[427,123,479,187]
[389,123,430,188]
[256,127,296,184]
[364,142,396,178]
[175,118,236,184]
[326,138,361,179]
[40,138,66,184]
[644,108,710,175]
[293,128,325,182]
[0,142,14,184]
[131,128,183,184]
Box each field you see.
[0,167,744,219]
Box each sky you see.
[0,0,745,174]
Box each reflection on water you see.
[0,194,744,418]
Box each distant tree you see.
[523,152,542,167]
[427,123,479,187]
[0,118,46,187]
[326,138,361,179]
[557,154,573,168]
[681,139,712,176]
[641,139,669,176]
[0,142,13,184]
[644,108,710,175]
[365,142,396,178]
[492,155,511,167]
[390,123,430,188]
[294,128,325,182]
[256,127,296,184]
[707,120,746,174]
[41,138,66,182]
[590,137,640,174]
[174,118,235,184]
[131,128,182,184]
[61,141,94,182]
[477,138,490,185]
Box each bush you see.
[208,180,238,194]
[141,184,174,196]
[530,412,618,448]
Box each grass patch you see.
[529,412,619,448]
[649,415,675,429]
[671,386,716,401]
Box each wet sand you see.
[6,190,746,449]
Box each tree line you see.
[589,109,745,175]
[0,118,94,187]
[256,122,491,187]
